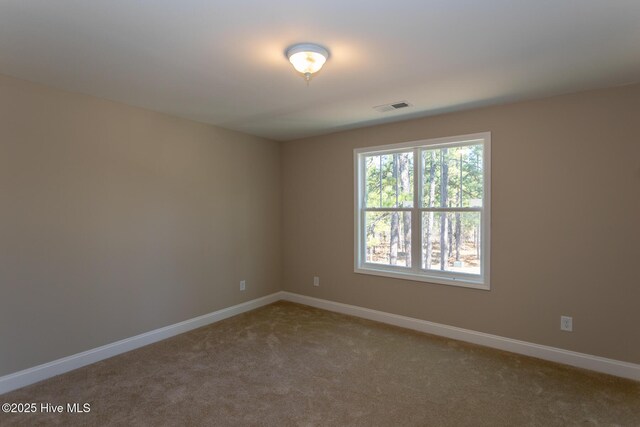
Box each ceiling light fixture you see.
[286,43,329,83]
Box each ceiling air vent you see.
[373,101,413,113]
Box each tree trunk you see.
[402,212,411,265]
[390,212,399,265]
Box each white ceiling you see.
[1,1,639,141]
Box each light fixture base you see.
[285,43,330,83]
[285,43,330,60]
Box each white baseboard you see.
[280,292,640,381]
[0,292,283,395]
[2,290,637,395]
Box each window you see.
[354,133,490,289]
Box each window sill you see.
[354,265,490,291]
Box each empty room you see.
[1,1,639,426]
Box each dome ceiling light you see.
[286,43,329,84]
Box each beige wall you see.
[0,74,282,376]
[2,73,638,378]
[282,83,640,364]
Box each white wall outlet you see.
[560,316,573,332]
[313,276,320,287]
[240,280,246,291]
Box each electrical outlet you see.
[560,316,572,332]
[313,276,320,287]
[240,280,246,291]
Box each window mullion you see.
[411,147,421,272]
[361,208,366,264]
[360,155,367,265]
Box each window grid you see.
[355,133,490,290]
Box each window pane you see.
[365,211,411,267]
[365,151,413,208]
[422,144,483,208]
[422,211,481,275]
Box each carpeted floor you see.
[1,301,639,426]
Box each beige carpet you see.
[1,301,639,426]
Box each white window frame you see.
[354,132,491,290]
